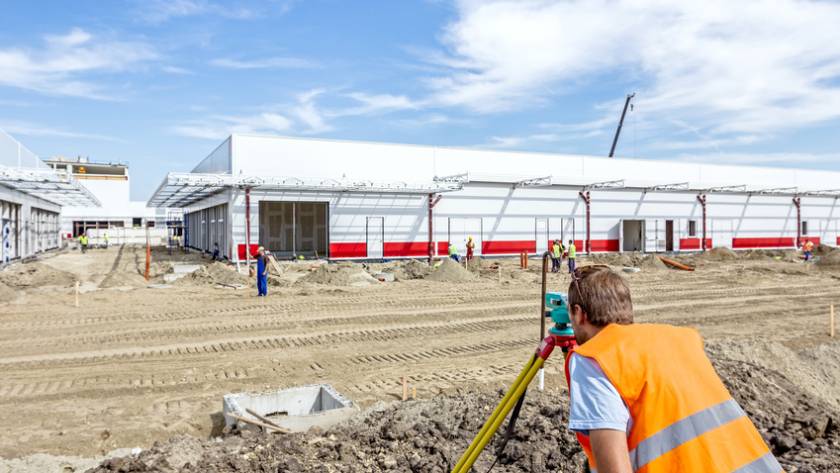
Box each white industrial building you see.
[148,134,840,262]
[0,130,99,262]
[44,157,173,238]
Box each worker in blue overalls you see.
[256,246,268,297]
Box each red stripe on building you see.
[732,237,794,249]
[679,238,712,250]
[384,242,428,258]
[482,240,536,255]
[329,242,367,258]
[590,239,619,252]
[237,244,259,259]
[437,242,449,255]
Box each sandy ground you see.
[1,245,839,470]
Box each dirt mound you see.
[816,251,840,267]
[0,280,16,303]
[90,352,839,473]
[704,246,738,261]
[426,258,478,282]
[814,243,837,256]
[385,259,431,280]
[0,262,76,288]
[176,262,251,287]
[302,263,379,287]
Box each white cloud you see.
[427,0,840,141]
[1,121,120,141]
[161,65,193,75]
[172,112,293,140]
[138,0,257,23]
[210,56,316,69]
[0,28,157,99]
[333,93,418,117]
[292,89,332,134]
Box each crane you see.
[608,92,635,158]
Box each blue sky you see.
[2,0,840,200]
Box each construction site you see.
[1,120,839,473]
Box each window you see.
[688,220,697,237]
[801,221,808,235]
[146,221,155,228]
[132,218,142,227]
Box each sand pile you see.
[384,259,431,280]
[90,353,839,473]
[703,247,738,261]
[0,262,76,288]
[302,263,379,287]
[0,280,16,302]
[176,262,251,287]
[816,251,840,267]
[426,258,478,282]
[814,243,837,256]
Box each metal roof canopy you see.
[148,172,464,208]
[0,166,101,207]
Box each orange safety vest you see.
[564,324,780,473]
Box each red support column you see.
[579,190,591,253]
[793,196,801,248]
[428,194,442,264]
[697,194,707,251]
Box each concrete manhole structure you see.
[223,384,356,433]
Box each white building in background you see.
[148,134,840,262]
[44,157,174,238]
[0,130,98,262]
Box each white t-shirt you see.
[567,353,632,435]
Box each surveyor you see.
[803,239,814,261]
[551,239,564,273]
[567,239,576,273]
[466,236,475,263]
[255,246,268,297]
[563,265,780,473]
[79,233,89,254]
[448,242,460,262]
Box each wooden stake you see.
[74,281,79,307]
[402,376,408,401]
[412,386,417,400]
[229,413,290,434]
[831,304,835,338]
[245,408,283,428]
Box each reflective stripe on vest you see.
[630,399,744,470]
[732,452,783,473]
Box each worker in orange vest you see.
[564,265,780,473]
[802,239,814,261]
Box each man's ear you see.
[571,304,586,326]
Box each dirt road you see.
[1,246,839,460]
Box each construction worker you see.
[78,233,88,254]
[803,239,814,261]
[212,242,220,261]
[551,239,564,273]
[255,246,268,297]
[466,236,475,263]
[448,242,460,262]
[567,239,576,274]
[564,266,780,473]
[103,232,109,249]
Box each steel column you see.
[245,187,252,268]
[579,190,591,253]
[697,194,707,251]
[793,196,801,248]
[428,194,442,264]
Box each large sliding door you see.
[259,201,328,258]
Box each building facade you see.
[44,157,172,237]
[149,134,840,261]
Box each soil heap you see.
[90,351,839,472]
[0,262,76,288]
[302,263,379,287]
[426,258,478,282]
[703,246,738,261]
[0,280,16,302]
[176,262,251,287]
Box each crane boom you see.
[608,92,635,158]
